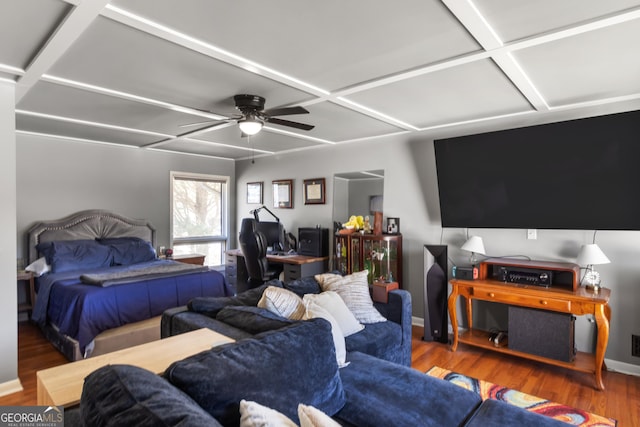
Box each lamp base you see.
[584,283,601,293]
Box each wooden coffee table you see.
[37,328,234,407]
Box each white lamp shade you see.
[461,236,486,255]
[238,118,263,135]
[576,244,610,266]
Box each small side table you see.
[170,253,206,265]
[371,280,399,303]
[17,270,36,320]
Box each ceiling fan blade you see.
[179,120,217,128]
[264,106,309,117]
[267,117,314,131]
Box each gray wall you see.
[236,134,640,373]
[16,133,235,260]
[0,81,18,389]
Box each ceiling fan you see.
[181,94,314,136]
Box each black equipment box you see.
[298,227,329,257]
[508,306,576,362]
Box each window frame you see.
[169,171,230,264]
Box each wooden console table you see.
[448,279,611,390]
[37,328,234,407]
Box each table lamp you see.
[461,236,485,266]
[576,243,610,293]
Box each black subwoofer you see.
[508,306,575,362]
[423,245,449,343]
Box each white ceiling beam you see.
[442,0,549,111]
[16,0,111,103]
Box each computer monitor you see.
[256,221,284,251]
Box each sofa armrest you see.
[161,306,190,338]
[373,289,412,366]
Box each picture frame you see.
[247,181,263,204]
[386,217,400,234]
[272,179,293,209]
[303,178,326,205]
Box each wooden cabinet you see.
[334,233,402,287]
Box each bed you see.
[27,209,232,361]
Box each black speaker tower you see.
[423,245,449,343]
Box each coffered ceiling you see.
[4,0,640,160]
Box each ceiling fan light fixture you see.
[238,118,263,135]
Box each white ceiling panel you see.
[347,59,533,128]
[48,16,313,112]
[110,0,482,91]
[18,81,210,135]
[0,0,70,69]
[8,1,640,160]
[514,19,640,106]
[17,114,159,147]
[475,0,640,42]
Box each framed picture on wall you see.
[273,179,293,208]
[303,178,326,205]
[247,182,263,204]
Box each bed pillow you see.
[315,270,387,324]
[36,239,113,273]
[25,257,51,277]
[97,237,156,266]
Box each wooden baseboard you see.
[0,379,23,398]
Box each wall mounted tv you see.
[434,109,640,230]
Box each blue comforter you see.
[33,259,231,354]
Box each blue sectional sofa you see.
[70,319,569,426]
[161,277,413,367]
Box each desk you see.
[226,249,328,292]
[448,279,611,390]
[36,328,234,407]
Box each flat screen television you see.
[434,109,640,230]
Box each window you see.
[170,172,229,267]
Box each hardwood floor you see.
[2,322,638,426]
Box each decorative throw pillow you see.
[298,404,342,427]
[303,292,363,337]
[239,400,297,427]
[258,286,305,320]
[303,303,348,368]
[315,271,387,324]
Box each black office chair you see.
[239,218,283,288]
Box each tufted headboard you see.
[27,210,156,263]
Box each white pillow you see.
[303,302,348,368]
[303,292,363,337]
[258,286,306,320]
[315,271,387,324]
[25,257,50,277]
[298,404,341,427]
[239,399,297,427]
